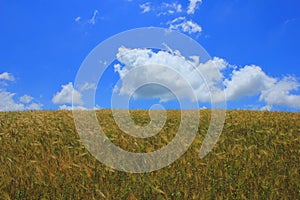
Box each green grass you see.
[0,109,299,199]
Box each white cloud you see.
[195,57,228,102]
[19,94,33,103]
[200,106,207,110]
[0,91,25,111]
[157,2,182,16]
[140,2,182,15]
[75,10,102,25]
[138,2,202,34]
[187,0,202,14]
[0,91,42,111]
[260,105,272,111]
[113,46,300,110]
[168,17,202,34]
[75,16,81,22]
[78,82,97,92]
[52,82,83,105]
[114,46,224,102]
[173,3,183,13]
[27,103,43,110]
[88,10,99,25]
[224,66,300,109]
[58,105,87,110]
[222,67,300,109]
[260,76,300,109]
[140,2,151,13]
[58,104,101,110]
[224,65,276,100]
[0,72,15,81]
[0,72,42,111]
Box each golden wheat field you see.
[0,109,299,199]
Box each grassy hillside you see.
[0,110,299,199]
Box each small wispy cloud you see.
[88,9,99,25]
[168,17,202,34]
[78,82,97,92]
[140,2,151,13]
[157,2,182,16]
[0,72,15,81]
[74,16,81,22]
[187,0,202,14]
[137,1,201,35]
[75,10,100,26]
[140,2,182,15]
[19,94,33,104]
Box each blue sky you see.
[0,0,300,111]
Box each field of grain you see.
[0,110,299,199]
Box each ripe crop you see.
[0,110,299,199]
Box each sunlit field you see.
[0,110,299,199]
